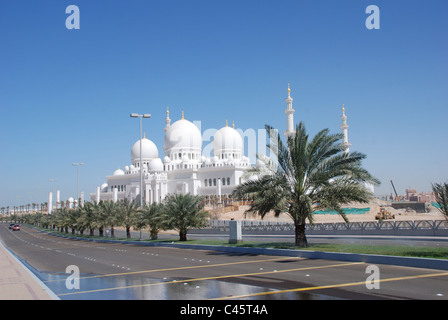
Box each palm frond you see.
[432,182,448,220]
[233,121,380,247]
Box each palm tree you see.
[99,200,120,238]
[93,200,110,237]
[117,198,140,238]
[232,122,380,247]
[66,208,80,234]
[162,193,209,241]
[79,201,99,236]
[142,202,165,240]
[54,208,71,233]
[432,182,448,220]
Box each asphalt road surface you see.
[1,224,447,301]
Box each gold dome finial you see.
[287,83,291,93]
[181,108,184,120]
[166,105,169,115]
[143,132,146,139]
[232,120,235,128]
[225,119,228,127]
[342,104,345,112]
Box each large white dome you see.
[164,118,202,153]
[131,137,159,162]
[213,125,243,157]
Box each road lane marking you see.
[45,256,304,283]
[57,261,363,296]
[212,271,448,299]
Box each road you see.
[1,224,447,301]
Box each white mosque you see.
[89,85,361,205]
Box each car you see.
[12,225,20,231]
[9,223,15,229]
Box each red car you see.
[12,224,20,231]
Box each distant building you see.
[405,189,435,203]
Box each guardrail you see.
[204,219,448,236]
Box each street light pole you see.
[72,163,84,206]
[130,113,151,208]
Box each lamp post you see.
[130,113,151,208]
[72,163,84,206]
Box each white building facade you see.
[90,107,252,205]
[90,85,371,205]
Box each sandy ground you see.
[206,199,446,224]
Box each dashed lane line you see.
[44,256,304,283]
[57,261,364,296]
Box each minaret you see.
[284,83,296,138]
[340,104,351,153]
[164,106,171,132]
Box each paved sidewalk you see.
[0,241,58,300]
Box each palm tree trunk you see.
[179,229,187,241]
[150,229,158,240]
[294,221,308,247]
[126,226,131,238]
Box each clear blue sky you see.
[1,0,447,208]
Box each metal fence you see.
[205,219,448,236]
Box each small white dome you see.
[124,166,130,171]
[148,158,164,172]
[113,168,125,176]
[129,165,135,170]
[101,183,108,191]
[204,157,211,165]
[131,137,159,162]
[163,156,171,163]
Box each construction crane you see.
[390,180,400,202]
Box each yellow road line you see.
[58,261,363,296]
[45,256,303,283]
[212,271,448,300]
